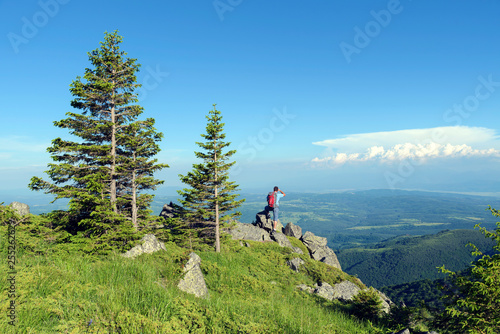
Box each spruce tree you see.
[29,31,167,251]
[178,104,244,252]
[118,118,168,230]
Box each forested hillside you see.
[336,229,497,288]
[381,278,449,310]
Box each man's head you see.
[274,186,279,192]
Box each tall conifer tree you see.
[178,104,244,252]
[118,118,168,230]
[29,31,167,250]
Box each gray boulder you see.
[291,247,304,254]
[312,280,393,316]
[271,232,293,248]
[226,222,272,242]
[9,202,30,216]
[255,211,283,232]
[184,252,202,272]
[310,245,342,270]
[284,222,302,239]
[301,231,327,249]
[314,282,335,300]
[314,281,361,302]
[159,202,179,219]
[177,252,209,298]
[287,258,305,272]
[300,231,341,270]
[331,280,361,301]
[375,289,393,314]
[122,234,167,258]
[393,330,410,334]
[296,284,313,294]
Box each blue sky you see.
[2,0,500,203]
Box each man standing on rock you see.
[270,186,285,233]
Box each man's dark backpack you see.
[267,191,277,208]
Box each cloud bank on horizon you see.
[311,126,500,166]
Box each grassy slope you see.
[0,221,381,334]
[336,229,497,288]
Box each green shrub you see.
[435,207,500,333]
[351,288,383,321]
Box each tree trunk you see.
[131,163,138,231]
[214,148,220,253]
[215,184,220,253]
[110,83,117,214]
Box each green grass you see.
[1,223,384,333]
[1,239,191,333]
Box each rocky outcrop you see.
[9,202,30,216]
[226,216,341,270]
[284,222,302,239]
[301,231,327,249]
[159,202,179,219]
[122,234,167,258]
[271,232,293,248]
[331,280,361,301]
[312,280,361,301]
[393,330,410,334]
[177,252,209,299]
[227,222,272,242]
[297,284,313,294]
[314,282,336,300]
[310,246,342,269]
[287,258,305,272]
[255,210,283,232]
[301,280,391,314]
[228,221,293,247]
[375,289,393,314]
[301,231,341,270]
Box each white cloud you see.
[312,126,500,167]
[313,126,499,151]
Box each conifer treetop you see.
[70,30,143,122]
